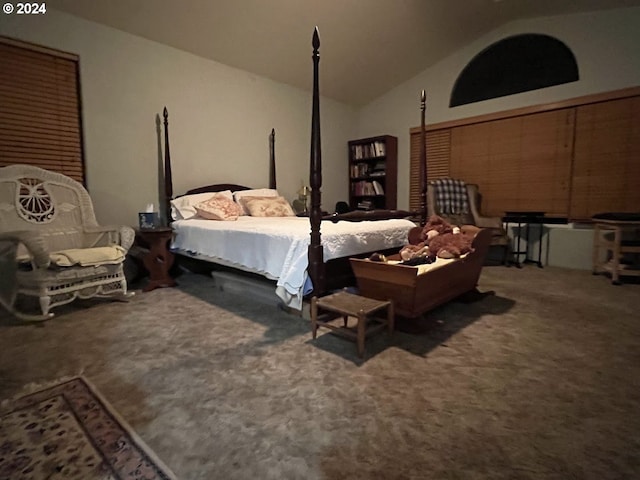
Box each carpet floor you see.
[1,265,639,480]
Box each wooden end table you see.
[311,291,394,358]
[135,227,177,292]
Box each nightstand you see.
[134,227,177,292]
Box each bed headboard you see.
[184,184,250,196]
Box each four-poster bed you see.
[161,27,486,313]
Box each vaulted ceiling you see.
[47,0,640,106]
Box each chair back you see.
[0,165,98,251]
[427,179,475,225]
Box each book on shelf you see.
[350,163,369,178]
[350,140,387,160]
[372,180,384,195]
[352,180,376,196]
[373,160,386,170]
[357,199,374,210]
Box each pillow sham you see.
[243,196,296,217]
[234,188,279,215]
[170,190,233,220]
[195,195,243,221]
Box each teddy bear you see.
[400,215,477,261]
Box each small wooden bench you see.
[310,291,394,358]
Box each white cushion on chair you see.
[49,245,127,267]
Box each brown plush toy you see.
[419,215,455,243]
[427,230,474,259]
[400,215,478,259]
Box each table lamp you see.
[297,185,310,215]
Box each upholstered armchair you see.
[0,165,135,321]
[427,180,510,264]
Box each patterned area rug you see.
[0,376,177,480]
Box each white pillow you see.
[233,189,279,215]
[171,190,233,220]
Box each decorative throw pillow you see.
[195,194,243,220]
[233,189,279,215]
[243,196,296,217]
[170,191,233,220]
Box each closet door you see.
[570,96,640,219]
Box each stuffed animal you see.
[403,215,478,260]
[427,229,474,259]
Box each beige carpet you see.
[1,265,639,480]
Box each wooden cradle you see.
[350,228,492,318]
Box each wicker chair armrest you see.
[0,231,51,268]
[83,225,135,251]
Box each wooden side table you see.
[135,227,177,292]
[311,291,394,358]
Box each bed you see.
[161,28,433,310]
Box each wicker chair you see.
[0,165,134,321]
[427,181,511,264]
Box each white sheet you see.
[170,216,415,309]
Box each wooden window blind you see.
[0,37,85,183]
[570,96,640,220]
[410,88,640,221]
[449,109,574,217]
[409,129,450,212]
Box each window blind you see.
[409,129,450,212]
[0,37,85,183]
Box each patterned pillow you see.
[170,190,233,220]
[243,196,296,217]
[195,194,243,220]
[234,189,279,215]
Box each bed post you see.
[308,27,325,296]
[419,90,427,226]
[269,128,277,190]
[163,107,173,226]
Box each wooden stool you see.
[311,291,394,358]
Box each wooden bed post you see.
[419,90,427,226]
[163,107,173,226]
[269,128,276,190]
[308,27,325,296]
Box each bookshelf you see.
[348,135,397,210]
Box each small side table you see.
[592,215,640,285]
[311,291,394,358]
[135,227,177,292]
[503,211,546,268]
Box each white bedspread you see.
[171,216,415,309]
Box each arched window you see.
[450,34,578,107]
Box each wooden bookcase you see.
[348,135,397,210]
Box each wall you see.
[0,10,356,226]
[356,7,640,269]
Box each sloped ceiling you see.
[47,0,640,106]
